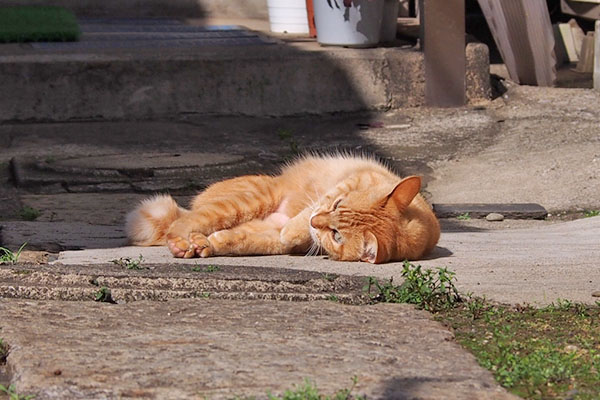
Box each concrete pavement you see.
[0,11,599,397]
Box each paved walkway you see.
[0,44,599,398]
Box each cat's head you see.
[309,176,422,264]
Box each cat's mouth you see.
[308,224,320,245]
[308,211,324,249]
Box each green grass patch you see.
[437,299,600,399]
[0,6,80,43]
[365,261,462,312]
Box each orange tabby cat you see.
[126,154,440,263]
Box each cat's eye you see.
[332,229,342,243]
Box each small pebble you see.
[486,213,505,222]
[591,291,600,298]
[564,344,579,353]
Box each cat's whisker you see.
[305,240,323,257]
[306,240,316,256]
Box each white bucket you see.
[313,0,384,47]
[267,0,310,34]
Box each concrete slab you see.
[53,217,600,306]
[0,298,517,399]
[428,85,600,212]
[433,203,548,219]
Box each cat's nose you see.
[310,214,327,229]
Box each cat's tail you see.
[126,194,187,246]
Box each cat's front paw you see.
[280,224,311,251]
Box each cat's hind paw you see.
[167,233,211,258]
[167,237,191,258]
[189,232,212,258]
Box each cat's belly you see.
[262,197,291,228]
[264,212,290,228]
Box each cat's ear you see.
[385,176,421,212]
[361,231,380,264]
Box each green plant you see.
[0,243,27,264]
[466,295,487,321]
[192,265,220,273]
[326,294,340,302]
[322,273,338,282]
[0,338,7,362]
[584,210,600,218]
[94,287,116,303]
[111,255,144,270]
[12,270,32,275]
[278,129,300,155]
[18,206,40,221]
[268,376,364,400]
[0,384,35,400]
[543,299,588,317]
[457,212,471,221]
[365,261,461,312]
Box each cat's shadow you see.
[287,246,453,261]
[421,246,453,260]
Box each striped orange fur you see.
[126,154,440,263]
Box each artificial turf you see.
[0,6,80,43]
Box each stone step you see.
[0,17,490,121]
[0,262,368,303]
